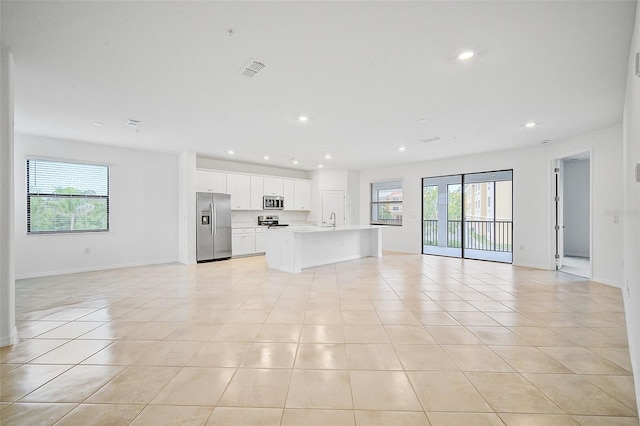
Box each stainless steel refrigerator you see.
[196,192,232,262]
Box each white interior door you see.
[322,190,345,226]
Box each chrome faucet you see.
[329,212,336,228]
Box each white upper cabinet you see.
[294,180,311,211]
[250,176,264,210]
[283,179,295,211]
[263,177,284,196]
[196,169,311,211]
[226,173,251,210]
[196,170,227,193]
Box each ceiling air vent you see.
[239,59,266,78]
[127,119,141,128]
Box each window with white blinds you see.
[370,180,403,225]
[26,158,110,233]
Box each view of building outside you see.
[423,178,512,252]
[371,181,403,225]
[464,181,512,251]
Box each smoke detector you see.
[239,59,266,78]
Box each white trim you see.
[15,258,178,280]
[0,327,18,348]
[548,148,593,277]
[25,155,111,168]
[591,276,622,289]
[512,261,550,271]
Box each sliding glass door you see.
[422,175,462,258]
[422,170,513,263]
[463,171,513,262]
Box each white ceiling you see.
[1,1,636,171]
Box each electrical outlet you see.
[84,248,90,255]
[627,280,631,298]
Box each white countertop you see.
[267,225,380,233]
[232,222,315,229]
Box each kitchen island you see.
[265,225,382,273]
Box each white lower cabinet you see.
[232,228,256,256]
[255,228,267,253]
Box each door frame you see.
[422,169,513,263]
[549,149,593,277]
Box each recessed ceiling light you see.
[458,50,475,61]
[293,159,299,165]
[298,116,308,122]
[399,146,406,152]
[418,119,427,123]
[318,164,324,168]
[325,154,331,159]
[525,122,536,128]
[264,155,270,160]
[227,150,235,155]
[93,122,103,126]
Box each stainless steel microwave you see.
[263,195,284,210]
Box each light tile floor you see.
[1,253,638,425]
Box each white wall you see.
[178,151,196,265]
[14,134,180,278]
[549,126,623,286]
[310,169,360,226]
[622,1,640,411]
[563,159,590,257]
[359,124,623,283]
[0,49,17,346]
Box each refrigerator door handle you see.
[212,202,217,237]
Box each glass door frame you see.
[422,174,463,258]
[422,169,513,263]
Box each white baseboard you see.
[512,261,550,270]
[15,258,179,280]
[0,327,17,347]
[590,276,622,288]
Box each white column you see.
[178,151,197,264]
[0,49,17,347]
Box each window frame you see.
[26,157,110,234]
[370,179,403,226]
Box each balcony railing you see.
[423,219,512,252]
[465,220,512,252]
[448,220,462,248]
[423,220,437,246]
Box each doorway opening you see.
[553,152,591,278]
[422,170,513,263]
